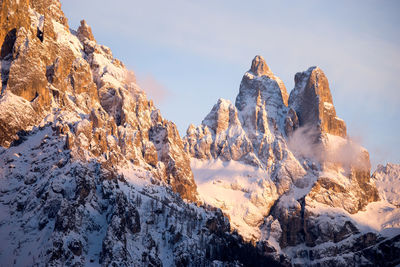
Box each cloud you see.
[287,126,321,160]
[136,74,170,105]
[288,125,369,170]
[124,69,136,84]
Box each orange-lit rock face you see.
[0,0,68,104]
[0,2,396,265]
[289,66,347,138]
[77,20,95,42]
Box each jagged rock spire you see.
[288,66,347,138]
[77,19,95,42]
[250,55,273,77]
[236,55,289,126]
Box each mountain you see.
[0,1,281,266]
[184,56,400,265]
[0,1,399,266]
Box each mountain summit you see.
[250,55,274,77]
[289,66,347,138]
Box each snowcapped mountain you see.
[0,1,281,266]
[0,0,399,266]
[184,56,400,265]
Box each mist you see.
[136,74,170,105]
[288,125,369,169]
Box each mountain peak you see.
[250,55,273,77]
[77,19,95,42]
[289,66,347,137]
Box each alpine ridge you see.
[0,1,399,266]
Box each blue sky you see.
[60,0,400,168]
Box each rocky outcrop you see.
[77,20,95,42]
[184,98,255,164]
[288,67,346,138]
[0,0,97,146]
[184,56,295,170]
[236,55,288,127]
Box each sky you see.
[60,0,400,168]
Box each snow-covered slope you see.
[0,126,281,266]
[192,159,278,241]
[373,163,400,207]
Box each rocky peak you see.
[250,55,273,77]
[0,0,75,145]
[235,56,289,129]
[0,0,67,44]
[288,66,346,138]
[202,98,241,134]
[77,20,95,42]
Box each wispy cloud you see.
[136,74,170,105]
[288,125,370,170]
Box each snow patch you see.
[192,159,278,241]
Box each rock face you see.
[289,67,346,138]
[184,55,393,265]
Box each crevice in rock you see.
[30,92,39,102]
[1,29,17,59]
[1,29,17,93]
[37,15,45,42]
[46,65,55,83]
[37,27,44,42]
[69,74,75,90]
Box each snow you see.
[28,8,44,31]
[350,201,400,238]
[191,158,278,241]
[0,91,35,114]
[2,2,399,263]
[323,102,334,110]
[373,163,400,207]
[306,197,400,239]
[0,124,223,266]
[52,20,84,58]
